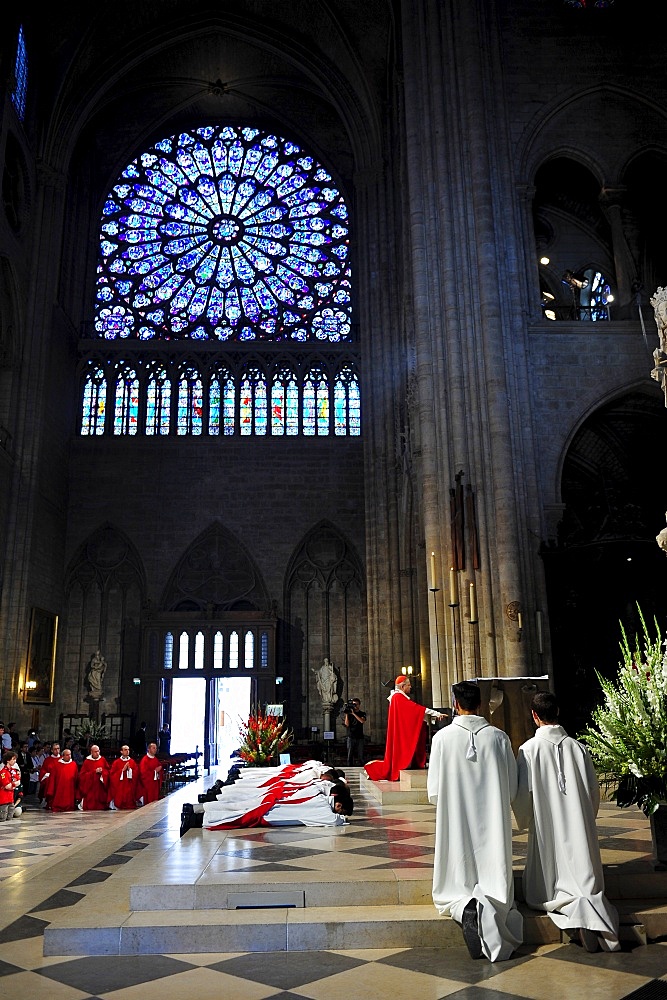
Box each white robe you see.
[514,725,620,947]
[428,715,523,962]
[203,779,346,828]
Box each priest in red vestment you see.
[109,745,139,809]
[38,742,61,808]
[364,676,446,781]
[78,744,110,810]
[138,742,163,804]
[49,749,79,811]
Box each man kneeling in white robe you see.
[428,681,523,962]
[514,691,620,953]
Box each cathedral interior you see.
[1,0,667,756]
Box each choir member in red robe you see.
[109,745,139,809]
[138,742,163,804]
[49,749,79,811]
[38,743,61,808]
[78,744,110,810]
[364,676,446,781]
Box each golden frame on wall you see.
[24,607,58,704]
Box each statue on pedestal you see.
[84,649,107,702]
[313,656,338,706]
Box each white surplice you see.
[514,724,620,948]
[428,715,523,962]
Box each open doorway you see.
[215,676,252,767]
[171,677,206,754]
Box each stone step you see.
[361,771,431,804]
[129,868,667,912]
[43,902,650,957]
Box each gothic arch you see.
[284,520,366,728]
[160,521,271,613]
[63,523,146,714]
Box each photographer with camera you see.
[342,698,367,766]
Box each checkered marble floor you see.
[0,769,666,1000]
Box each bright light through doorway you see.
[171,677,206,754]
[216,675,251,766]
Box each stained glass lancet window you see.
[271,365,299,435]
[114,367,139,435]
[95,125,351,343]
[146,366,170,434]
[334,366,361,436]
[10,26,28,122]
[81,367,107,435]
[303,365,329,436]
[240,366,267,436]
[177,367,203,435]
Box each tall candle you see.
[430,551,437,590]
[536,610,543,654]
[449,567,459,606]
[469,582,478,622]
[517,612,523,631]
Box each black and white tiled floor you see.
[0,770,666,999]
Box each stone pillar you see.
[399,0,546,694]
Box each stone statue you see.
[650,286,667,404]
[658,512,667,556]
[85,649,107,700]
[313,656,338,705]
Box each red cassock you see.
[364,691,428,781]
[50,760,79,811]
[38,754,61,805]
[138,754,163,803]
[109,757,139,809]
[78,756,110,810]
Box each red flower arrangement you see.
[237,710,293,766]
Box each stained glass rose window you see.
[95,125,351,343]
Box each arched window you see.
[333,365,360,436]
[209,367,234,435]
[10,26,28,122]
[194,631,204,668]
[240,366,267,436]
[177,366,203,435]
[271,365,299,435]
[303,365,329,436]
[146,366,171,434]
[244,630,254,668]
[114,367,139,435]
[178,631,189,669]
[213,631,223,668]
[229,630,239,669]
[81,367,107,435]
[260,631,269,668]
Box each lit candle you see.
[469,582,478,622]
[517,612,523,631]
[449,567,459,606]
[430,551,437,590]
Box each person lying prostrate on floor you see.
[202,775,353,829]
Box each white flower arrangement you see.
[580,607,667,817]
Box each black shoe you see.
[461,898,483,959]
